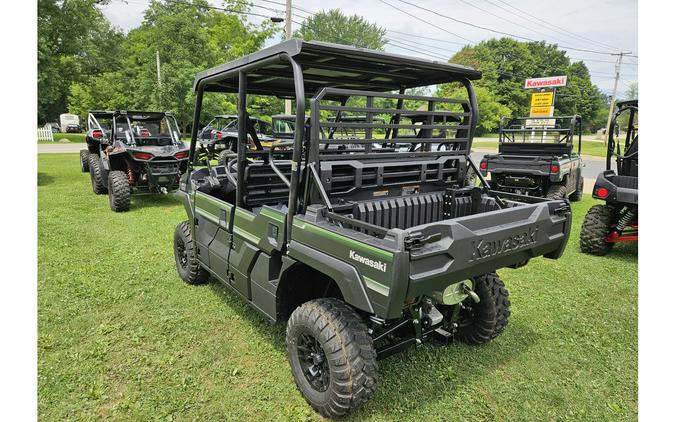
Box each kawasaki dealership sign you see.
[524,75,567,89]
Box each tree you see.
[67,0,276,130]
[448,38,605,132]
[435,83,511,135]
[626,82,638,99]
[293,9,387,50]
[38,0,123,122]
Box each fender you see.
[287,240,375,314]
[174,187,194,220]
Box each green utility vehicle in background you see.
[173,40,572,418]
[479,116,584,200]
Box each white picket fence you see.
[37,128,54,142]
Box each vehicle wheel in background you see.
[580,204,615,255]
[88,154,107,194]
[569,174,584,202]
[79,149,90,172]
[107,170,131,212]
[545,184,567,200]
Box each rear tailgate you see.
[483,154,554,176]
[404,199,570,297]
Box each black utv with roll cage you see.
[172,40,572,418]
[580,100,638,255]
[478,116,584,200]
[196,114,276,165]
[86,110,189,212]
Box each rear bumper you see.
[404,199,571,298]
[592,170,638,205]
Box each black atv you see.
[580,100,638,255]
[479,116,584,200]
[86,110,189,212]
[197,114,276,165]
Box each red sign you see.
[524,76,567,89]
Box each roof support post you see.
[188,87,204,170]
[284,56,305,244]
[237,71,247,208]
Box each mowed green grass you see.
[38,153,637,421]
[38,133,87,144]
[472,138,608,158]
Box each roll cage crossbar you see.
[188,40,481,244]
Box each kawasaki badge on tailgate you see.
[469,226,539,262]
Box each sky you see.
[100,0,638,98]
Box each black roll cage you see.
[188,41,481,243]
[607,100,638,173]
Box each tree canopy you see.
[293,9,387,50]
[442,38,606,132]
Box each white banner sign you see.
[524,76,567,89]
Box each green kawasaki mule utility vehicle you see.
[173,40,572,418]
[479,116,584,200]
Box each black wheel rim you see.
[297,332,330,392]
[176,237,188,269]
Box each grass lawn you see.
[38,153,637,421]
[472,139,609,158]
[39,133,87,144]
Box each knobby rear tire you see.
[108,170,131,212]
[286,298,378,418]
[580,204,615,255]
[456,273,511,344]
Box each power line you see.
[391,0,626,56]
[385,29,467,46]
[486,0,627,53]
[377,0,475,44]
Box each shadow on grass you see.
[38,172,55,186]
[129,192,183,211]
[204,277,537,418]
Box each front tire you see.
[580,204,615,255]
[108,170,131,212]
[88,154,107,194]
[174,221,210,285]
[286,298,378,418]
[546,184,567,200]
[456,273,511,344]
[80,149,90,172]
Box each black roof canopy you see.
[194,39,481,98]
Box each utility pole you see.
[284,0,292,115]
[156,51,162,109]
[603,52,630,145]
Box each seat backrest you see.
[242,161,292,207]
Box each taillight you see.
[480,161,487,170]
[133,152,153,160]
[140,129,151,137]
[215,131,223,140]
[92,130,103,139]
[551,164,560,173]
[174,151,188,159]
[596,187,609,199]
